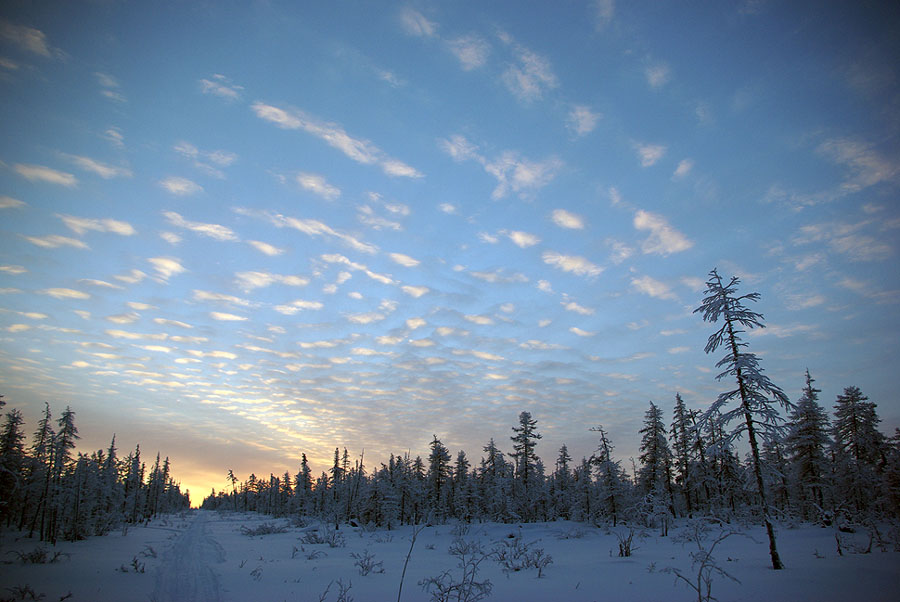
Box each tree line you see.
[0,399,190,543]
[200,269,900,572]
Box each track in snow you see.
[153,511,225,602]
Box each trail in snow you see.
[153,511,225,602]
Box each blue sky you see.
[1,1,898,499]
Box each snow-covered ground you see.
[1,511,898,601]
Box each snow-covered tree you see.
[784,370,831,518]
[0,408,26,526]
[694,268,792,569]
[831,386,885,515]
[591,425,628,526]
[670,394,695,517]
[509,411,542,519]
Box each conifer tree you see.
[832,386,885,514]
[669,394,695,517]
[591,425,627,525]
[0,408,26,526]
[784,370,830,517]
[694,268,791,569]
[509,411,542,518]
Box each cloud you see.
[358,205,402,231]
[566,105,600,137]
[673,159,694,179]
[498,32,558,102]
[785,293,826,310]
[148,256,186,281]
[59,215,135,236]
[439,203,457,214]
[160,231,181,245]
[1,21,51,56]
[116,270,147,285]
[448,35,489,70]
[63,154,132,179]
[164,211,238,241]
[633,210,693,255]
[39,288,90,300]
[399,8,436,37]
[402,285,429,298]
[563,301,595,315]
[0,196,26,209]
[274,300,324,315]
[103,127,124,148]
[6,324,31,333]
[14,164,77,186]
[542,251,603,277]
[23,235,88,249]
[0,265,26,275]
[174,141,237,178]
[159,176,202,196]
[507,231,541,248]
[154,318,193,329]
[193,290,252,307]
[199,74,244,101]
[485,152,562,200]
[234,271,309,292]
[816,137,898,194]
[262,214,377,255]
[248,240,284,256]
[551,209,584,229]
[252,102,422,178]
[631,275,677,300]
[320,254,393,284]
[95,72,125,102]
[645,63,670,88]
[606,239,633,264]
[635,144,666,167]
[296,172,340,200]
[79,279,123,290]
[593,0,615,29]
[210,311,247,321]
[569,326,595,337]
[465,314,494,325]
[389,252,420,267]
[469,269,528,284]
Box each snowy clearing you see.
[1,511,898,601]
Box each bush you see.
[240,522,288,536]
[420,539,492,602]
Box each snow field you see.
[2,511,898,601]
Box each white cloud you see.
[159,176,202,196]
[551,209,584,230]
[79,279,123,290]
[567,105,600,137]
[542,251,603,277]
[59,215,135,236]
[448,35,489,70]
[1,21,51,56]
[464,314,494,325]
[252,102,422,178]
[500,303,515,313]
[402,285,429,298]
[160,231,181,245]
[320,254,393,284]
[14,164,77,186]
[406,317,427,330]
[479,232,499,244]
[635,144,666,167]
[606,239,633,264]
[470,269,528,284]
[297,172,340,200]
[248,240,284,256]
[785,293,826,310]
[148,256,186,281]
[537,280,553,293]
[485,152,563,200]
[193,290,252,307]
[235,271,309,292]
[569,327,595,337]
[633,210,693,255]
[593,0,615,29]
[154,318,193,329]
[508,231,541,248]
[439,135,480,163]
[210,311,247,321]
[116,270,147,285]
[103,127,124,148]
[63,154,131,179]
[389,252,420,267]
[631,275,677,300]
[439,203,457,214]
[0,265,26,275]
[668,346,690,354]
[0,196,26,209]
[199,74,244,101]
[645,63,670,88]
[563,301,595,315]
[23,235,88,249]
[266,214,377,255]
[399,8,436,37]
[274,300,324,315]
[39,288,90,300]
[499,33,558,102]
[164,211,237,241]
[673,159,694,179]
[816,137,899,194]
[6,324,31,333]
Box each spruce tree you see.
[784,370,831,518]
[694,268,791,570]
[832,386,885,514]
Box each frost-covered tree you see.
[591,425,628,525]
[509,411,542,517]
[670,394,695,517]
[0,408,26,526]
[831,386,885,514]
[427,436,451,518]
[638,402,675,509]
[694,268,792,570]
[784,370,831,518]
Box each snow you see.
[2,511,898,601]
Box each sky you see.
[1,1,898,502]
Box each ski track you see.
[153,511,225,602]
